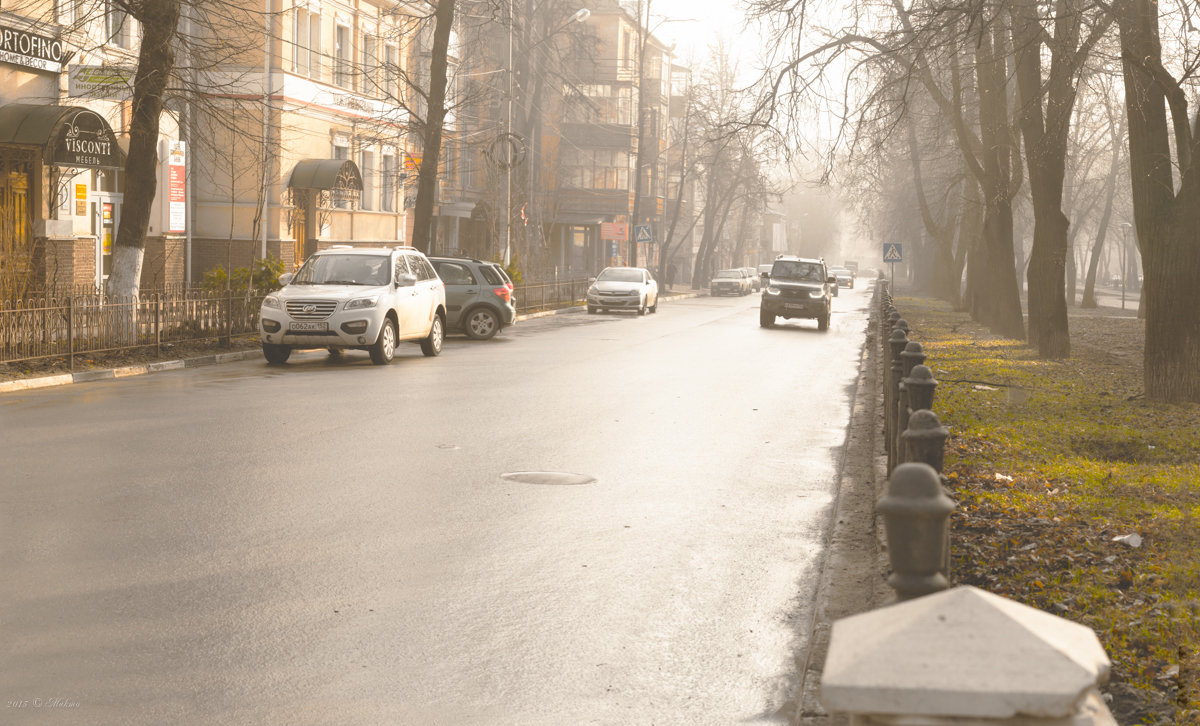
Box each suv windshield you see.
[597,268,643,283]
[771,260,825,283]
[294,254,391,285]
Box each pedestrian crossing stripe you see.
[883,243,903,262]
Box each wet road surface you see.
[1,286,872,725]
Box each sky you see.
[640,0,766,72]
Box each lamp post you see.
[1119,222,1131,310]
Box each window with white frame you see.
[360,150,374,210]
[106,0,131,48]
[361,34,378,95]
[384,44,400,101]
[381,153,396,212]
[334,24,352,88]
[293,7,322,79]
[333,138,350,208]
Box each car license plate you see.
[290,322,328,331]
[785,303,807,310]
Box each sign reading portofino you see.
[0,24,65,73]
[52,110,122,168]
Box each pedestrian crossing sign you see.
[883,243,903,263]
[635,224,653,243]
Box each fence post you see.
[876,462,955,601]
[67,296,74,371]
[155,294,162,356]
[886,326,908,473]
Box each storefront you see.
[0,103,125,296]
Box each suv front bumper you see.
[761,294,826,319]
[259,310,387,348]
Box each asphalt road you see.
[1,285,873,725]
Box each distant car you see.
[711,269,750,296]
[587,266,659,315]
[830,266,855,289]
[258,245,447,364]
[429,256,517,340]
[758,263,773,285]
[741,267,762,291]
[759,256,835,331]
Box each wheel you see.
[464,307,500,340]
[587,305,597,314]
[831,286,839,297]
[420,314,444,357]
[262,343,291,364]
[638,299,648,315]
[818,312,830,331]
[759,309,774,328]
[369,317,397,365]
[650,296,658,313]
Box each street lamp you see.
[1119,222,1131,310]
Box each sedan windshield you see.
[294,254,391,285]
[597,268,643,283]
[716,270,740,278]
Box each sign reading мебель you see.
[166,141,186,233]
[51,110,122,168]
[0,24,66,73]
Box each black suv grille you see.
[286,300,338,320]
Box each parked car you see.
[586,266,659,315]
[830,266,855,289]
[429,256,516,340]
[741,267,762,291]
[711,269,750,296]
[258,245,447,364]
[759,256,835,331]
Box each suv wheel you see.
[818,311,830,331]
[370,318,397,365]
[464,307,500,340]
[421,314,444,356]
[262,343,291,364]
[759,309,774,328]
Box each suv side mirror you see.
[396,272,418,287]
[827,275,837,284]
[278,272,294,286]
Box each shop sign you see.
[0,24,66,73]
[166,141,186,233]
[600,222,628,241]
[51,110,121,168]
[69,65,135,99]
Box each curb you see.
[2,293,706,395]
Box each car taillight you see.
[493,286,511,302]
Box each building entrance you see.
[0,148,35,299]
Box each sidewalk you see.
[0,291,704,395]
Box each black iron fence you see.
[512,277,590,314]
[1,290,266,369]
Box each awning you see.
[0,103,124,168]
[287,159,362,191]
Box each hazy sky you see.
[643,0,764,70]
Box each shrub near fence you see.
[0,289,266,370]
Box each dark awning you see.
[287,159,362,191]
[0,103,125,169]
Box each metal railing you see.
[513,278,590,314]
[1,289,266,369]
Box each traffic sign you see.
[635,224,653,243]
[883,243,903,263]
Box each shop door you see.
[93,194,121,290]
[0,150,34,299]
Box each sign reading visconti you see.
[0,24,65,73]
[52,110,122,168]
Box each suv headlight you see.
[262,295,281,309]
[765,286,780,295]
[810,289,826,299]
[345,296,379,310]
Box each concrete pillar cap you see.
[820,586,1111,720]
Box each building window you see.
[335,24,352,88]
[360,150,374,210]
[294,8,321,79]
[361,35,378,95]
[384,45,400,101]
[106,0,131,48]
[333,139,350,208]
[381,154,396,212]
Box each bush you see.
[203,255,285,293]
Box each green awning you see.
[287,159,362,191]
[0,103,124,168]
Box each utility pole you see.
[629,0,650,268]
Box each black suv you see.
[759,256,835,331]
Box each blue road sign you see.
[635,224,653,243]
[883,243,903,263]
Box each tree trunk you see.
[107,0,182,300]
[1117,0,1200,402]
[410,0,456,253]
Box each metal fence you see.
[0,290,266,369]
[513,278,590,314]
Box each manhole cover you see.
[500,471,596,486]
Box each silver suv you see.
[258,245,447,364]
